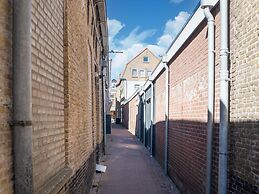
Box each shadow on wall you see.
[139,119,258,194]
[120,90,258,194]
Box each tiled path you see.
[92,124,180,194]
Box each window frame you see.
[139,69,145,77]
[143,56,149,63]
[132,68,138,77]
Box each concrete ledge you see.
[36,166,72,194]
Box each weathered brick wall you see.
[64,0,93,173]
[229,0,259,193]
[166,7,221,194]
[154,72,166,168]
[0,0,13,193]
[31,0,66,190]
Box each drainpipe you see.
[149,79,154,156]
[13,0,33,193]
[218,0,230,193]
[201,1,215,193]
[163,55,169,175]
[143,90,146,146]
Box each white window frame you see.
[143,56,149,63]
[132,68,138,77]
[134,84,140,89]
[139,69,145,77]
[147,70,152,77]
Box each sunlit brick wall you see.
[166,6,221,194]
[154,72,166,169]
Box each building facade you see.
[121,0,259,193]
[116,48,160,123]
[109,79,117,120]
[0,0,109,194]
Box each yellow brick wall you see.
[64,0,99,172]
[0,0,13,193]
[31,0,66,190]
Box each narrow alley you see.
[0,0,258,194]
[94,124,179,194]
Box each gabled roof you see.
[121,48,159,78]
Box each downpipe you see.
[163,56,169,175]
[143,90,146,147]
[201,4,215,194]
[13,0,33,193]
[149,79,154,156]
[218,0,230,193]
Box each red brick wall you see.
[154,72,166,168]
[166,6,221,194]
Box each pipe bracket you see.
[219,152,228,155]
[13,120,32,127]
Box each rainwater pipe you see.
[149,79,154,156]
[13,0,33,193]
[200,1,215,193]
[163,55,169,175]
[143,89,146,146]
[218,0,230,193]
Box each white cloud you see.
[108,18,125,47]
[170,0,184,4]
[120,27,156,48]
[164,11,190,35]
[109,11,190,79]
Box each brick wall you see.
[122,103,129,129]
[166,6,221,194]
[0,0,106,193]
[31,0,66,190]
[154,72,166,168]
[128,95,139,135]
[0,0,13,193]
[64,0,93,172]
[229,0,259,193]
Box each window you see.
[147,70,152,77]
[143,56,149,63]
[139,69,145,77]
[134,84,140,89]
[132,68,138,77]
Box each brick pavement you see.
[92,124,180,194]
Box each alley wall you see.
[121,1,258,193]
[0,0,107,193]
[0,1,13,194]
[154,72,166,170]
[229,0,259,193]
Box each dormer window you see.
[143,56,149,63]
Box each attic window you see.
[143,57,149,63]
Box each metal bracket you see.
[13,120,32,127]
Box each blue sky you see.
[107,0,200,79]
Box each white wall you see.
[126,80,146,99]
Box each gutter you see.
[13,0,33,193]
